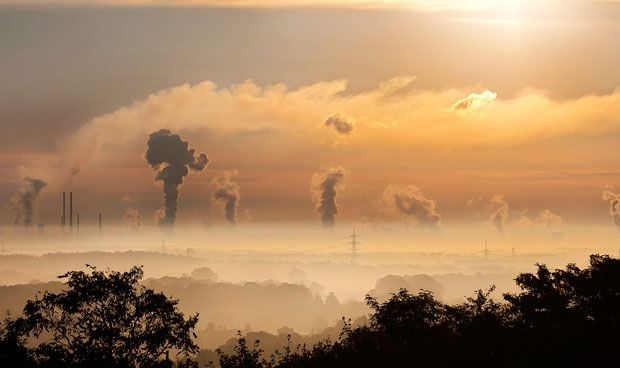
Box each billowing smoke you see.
[536,209,563,228]
[602,189,620,229]
[488,195,510,235]
[11,177,47,227]
[515,209,563,229]
[324,114,353,135]
[382,185,441,229]
[311,166,347,228]
[122,208,141,229]
[467,194,510,235]
[153,209,165,226]
[211,170,241,225]
[145,129,210,228]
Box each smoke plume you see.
[211,170,241,225]
[602,189,620,229]
[467,194,510,235]
[382,185,441,228]
[488,195,510,235]
[122,208,141,228]
[11,177,47,227]
[145,129,210,228]
[153,209,165,226]
[324,114,354,135]
[311,166,347,228]
[536,209,563,228]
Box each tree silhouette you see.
[0,311,31,368]
[216,254,620,367]
[6,266,199,368]
[2,255,620,367]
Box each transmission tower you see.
[347,228,361,259]
[482,240,490,259]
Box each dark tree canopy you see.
[216,254,620,368]
[2,255,620,368]
[1,266,198,368]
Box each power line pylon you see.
[482,240,490,259]
[347,228,361,260]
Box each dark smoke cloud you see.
[211,170,241,225]
[324,114,353,135]
[382,185,441,229]
[602,189,620,229]
[311,166,347,228]
[11,177,47,227]
[467,194,510,235]
[145,129,209,228]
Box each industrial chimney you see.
[62,192,66,231]
[69,192,73,235]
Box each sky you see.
[1,0,620,230]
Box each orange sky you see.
[1,1,620,229]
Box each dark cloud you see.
[311,167,346,228]
[324,114,353,135]
[145,129,209,229]
[11,177,47,227]
[383,185,440,229]
[211,170,241,225]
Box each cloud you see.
[311,166,347,227]
[381,185,441,228]
[48,76,620,188]
[324,114,354,135]
[451,90,497,113]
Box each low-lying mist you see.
[1,223,617,344]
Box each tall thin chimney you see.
[77,213,80,236]
[62,192,66,230]
[98,213,102,237]
[69,192,73,235]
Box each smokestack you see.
[98,213,102,237]
[77,213,80,236]
[69,192,73,235]
[62,192,66,230]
